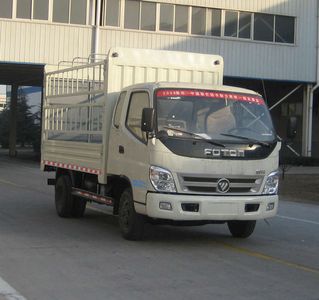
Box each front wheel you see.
[227,220,256,238]
[118,188,144,240]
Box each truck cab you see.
[107,82,280,238]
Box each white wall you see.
[98,0,318,82]
[0,0,317,82]
[0,20,92,66]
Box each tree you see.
[0,105,10,148]
[0,89,40,151]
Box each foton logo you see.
[216,178,230,193]
[205,149,245,158]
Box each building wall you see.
[0,20,92,66]
[0,0,317,82]
[100,0,318,82]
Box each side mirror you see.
[141,108,155,132]
[287,116,297,139]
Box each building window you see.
[224,11,238,37]
[53,0,70,23]
[191,7,206,35]
[209,9,221,37]
[17,0,32,19]
[105,0,120,27]
[224,11,251,39]
[70,0,87,24]
[33,0,49,20]
[124,0,155,31]
[16,0,50,21]
[159,4,188,33]
[254,13,274,42]
[275,15,295,44]
[239,12,251,39]
[141,2,156,31]
[124,0,140,29]
[53,0,87,25]
[160,3,173,32]
[175,5,188,33]
[0,0,12,18]
[100,1,295,45]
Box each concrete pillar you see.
[9,84,18,157]
[302,84,313,157]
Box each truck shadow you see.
[83,205,232,240]
[81,208,236,245]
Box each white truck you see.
[41,47,280,240]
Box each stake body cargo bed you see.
[41,47,279,240]
[41,47,224,184]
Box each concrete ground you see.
[0,155,318,300]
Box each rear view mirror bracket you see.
[141,108,155,133]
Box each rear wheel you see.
[119,188,144,240]
[227,220,256,238]
[55,174,87,218]
[55,175,73,218]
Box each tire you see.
[227,220,256,238]
[72,197,87,218]
[55,175,74,218]
[118,188,144,240]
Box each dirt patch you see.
[279,174,319,203]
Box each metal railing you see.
[46,60,106,98]
[43,103,104,143]
[44,60,107,144]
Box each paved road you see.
[0,156,318,300]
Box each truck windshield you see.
[155,89,276,143]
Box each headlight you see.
[150,166,177,193]
[262,171,279,195]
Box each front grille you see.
[178,174,263,195]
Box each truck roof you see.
[123,82,262,97]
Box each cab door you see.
[109,90,151,205]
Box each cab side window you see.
[126,92,150,142]
[113,92,127,128]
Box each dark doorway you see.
[0,62,44,161]
[224,76,309,161]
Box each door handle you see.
[119,145,124,154]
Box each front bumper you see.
[145,193,278,221]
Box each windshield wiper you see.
[162,126,225,148]
[220,133,271,148]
